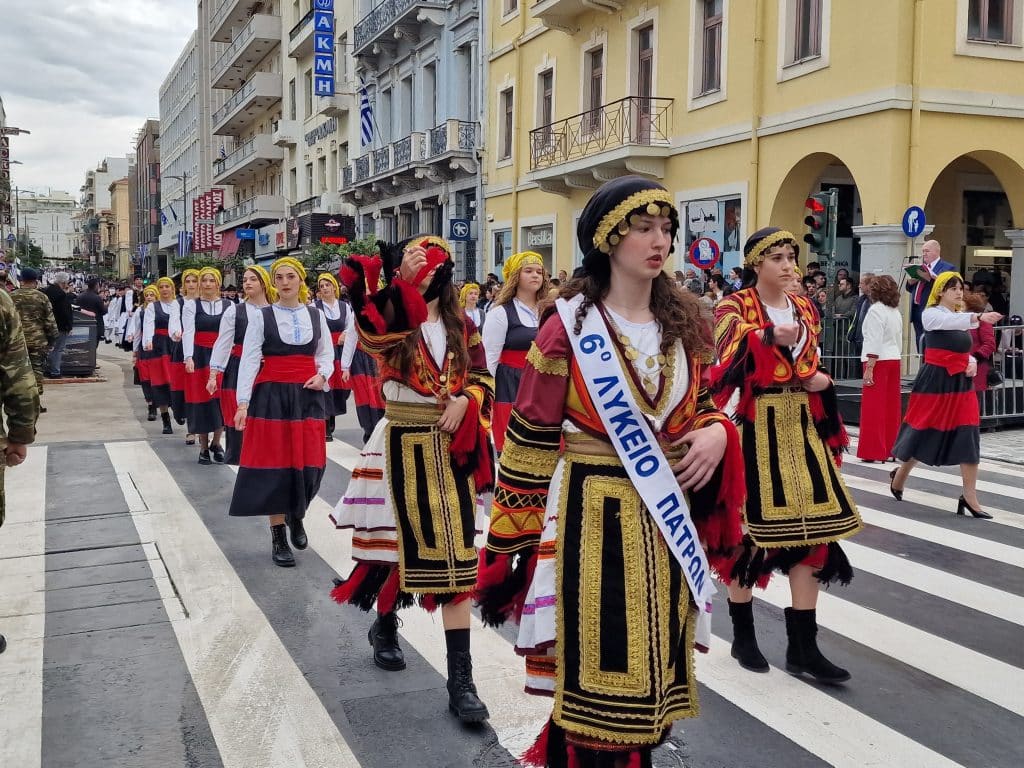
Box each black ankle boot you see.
[288,516,307,550]
[271,524,295,567]
[161,412,173,434]
[446,650,489,723]
[728,599,769,672]
[326,415,335,442]
[784,607,850,683]
[147,404,157,421]
[368,612,406,671]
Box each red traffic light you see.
[805,197,826,213]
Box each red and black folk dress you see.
[169,296,188,421]
[709,288,862,587]
[315,298,352,417]
[210,302,253,465]
[132,310,153,403]
[341,316,385,443]
[183,298,229,435]
[483,300,538,453]
[892,306,981,465]
[228,305,333,520]
[142,299,178,409]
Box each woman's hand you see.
[303,373,327,390]
[772,323,801,347]
[803,371,832,392]
[341,369,351,384]
[966,358,978,378]
[980,311,1004,325]
[437,394,470,433]
[863,367,875,387]
[671,422,728,492]
[144,343,153,352]
[185,358,195,374]
[206,375,218,395]
[234,406,247,431]
[399,245,428,283]
[171,331,182,342]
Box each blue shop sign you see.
[313,8,335,96]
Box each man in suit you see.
[906,239,955,349]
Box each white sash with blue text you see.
[556,297,716,621]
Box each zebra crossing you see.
[1,427,1022,768]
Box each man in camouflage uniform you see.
[10,268,59,402]
[0,286,40,654]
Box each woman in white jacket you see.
[857,275,903,461]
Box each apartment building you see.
[209,0,287,262]
[107,177,134,278]
[12,190,81,264]
[341,0,484,280]
[485,0,1024,314]
[78,156,132,266]
[134,120,161,277]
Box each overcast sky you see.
[0,0,195,198]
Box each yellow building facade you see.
[484,0,1024,313]
[106,177,134,278]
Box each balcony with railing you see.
[287,8,315,58]
[210,0,250,43]
[215,194,287,232]
[528,96,673,192]
[212,72,283,136]
[272,118,299,147]
[291,195,321,217]
[213,133,286,187]
[530,0,624,33]
[353,0,446,57]
[211,14,282,90]
[342,164,353,190]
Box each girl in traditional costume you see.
[171,269,200,442]
[330,235,495,724]
[481,251,548,453]
[889,272,1003,517]
[183,267,229,465]
[133,285,159,420]
[209,266,275,465]
[228,258,332,567]
[315,272,352,442]
[459,282,485,333]
[478,177,744,768]
[339,302,386,444]
[142,277,181,435]
[709,227,862,684]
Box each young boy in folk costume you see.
[330,235,495,724]
[477,177,744,768]
[709,227,863,683]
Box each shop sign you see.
[313,0,335,97]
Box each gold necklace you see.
[605,311,668,395]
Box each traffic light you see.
[803,190,836,257]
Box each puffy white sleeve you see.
[133,312,144,353]
[340,305,357,369]
[209,303,238,372]
[922,306,978,332]
[168,301,183,340]
[236,308,265,406]
[181,300,197,359]
[142,303,156,347]
[481,304,509,376]
[314,311,334,387]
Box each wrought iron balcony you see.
[211,14,281,90]
[291,195,321,217]
[342,164,353,189]
[424,120,477,159]
[353,0,446,57]
[529,96,672,174]
[354,155,371,182]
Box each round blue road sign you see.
[902,206,926,238]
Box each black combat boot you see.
[271,524,295,567]
[161,412,173,435]
[147,404,157,421]
[368,612,406,671]
[728,599,769,672]
[784,607,850,684]
[288,515,307,550]
[446,650,489,723]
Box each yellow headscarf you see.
[459,282,480,308]
[317,272,340,298]
[502,251,545,284]
[142,285,159,304]
[244,265,277,303]
[271,256,310,304]
[156,276,176,295]
[927,271,964,308]
[181,268,201,296]
[198,266,222,286]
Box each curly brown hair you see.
[963,289,989,313]
[867,274,900,307]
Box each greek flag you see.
[160,209,168,226]
[177,230,192,258]
[359,78,374,147]
[219,145,227,159]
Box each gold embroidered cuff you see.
[527,342,569,377]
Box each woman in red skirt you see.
[133,285,159,419]
[170,269,199,440]
[143,277,180,435]
[857,275,903,462]
[315,272,352,442]
[228,257,333,567]
[890,273,1003,517]
[183,267,229,465]
[209,265,275,465]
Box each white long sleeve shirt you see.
[340,305,358,369]
[236,304,334,406]
[182,298,227,359]
[482,299,539,376]
[922,305,979,332]
[860,303,903,361]
[142,300,181,347]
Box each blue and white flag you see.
[219,145,228,159]
[160,209,168,226]
[177,230,192,259]
[359,78,374,147]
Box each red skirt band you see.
[154,328,169,336]
[330,331,343,346]
[194,331,219,348]
[924,348,970,376]
[499,349,528,369]
[256,354,317,385]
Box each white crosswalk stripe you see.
[6,437,1023,767]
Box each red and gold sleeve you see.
[462,318,494,426]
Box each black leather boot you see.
[288,516,308,550]
[368,612,406,671]
[785,607,850,683]
[161,412,173,435]
[271,524,295,567]
[147,404,157,421]
[728,599,769,672]
[446,651,489,723]
[325,416,335,442]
